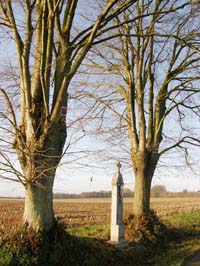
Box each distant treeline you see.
[152,191,200,198]
[54,186,200,199]
[150,185,200,198]
[53,188,133,199]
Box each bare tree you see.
[0,0,137,232]
[76,0,200,224]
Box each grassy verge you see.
[67,223,110,240]
[66,212,200,266]
[149,212,200,266]
[135,212,200,266]
[1,212,200,266]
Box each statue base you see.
[107,239,129,248]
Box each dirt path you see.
[184,250,200,266]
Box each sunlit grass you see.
[146,212,200,266]
[67,223,110,240]
[1,199,200,266]
[67,212,200,266]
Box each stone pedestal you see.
[110,224,125,242]
[110,162,127,246]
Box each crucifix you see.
[117,161,121,173]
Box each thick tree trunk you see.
[23,178,55,232]
[133,172,152,216]
[132,152,159,219]
[17,119,67,232]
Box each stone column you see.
[110,162,125,244]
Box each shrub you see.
[0,221,70,266]
[125,210,167,245]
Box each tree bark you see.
[17,121,66,232]
[132,151,159,218]
[24,180,54,232]
[133,171,152,216]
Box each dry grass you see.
[1,197,200,244]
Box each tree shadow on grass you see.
[0,223,164,266]
[144,226,200,266]
[1,221,200,266]
[0,223,131,266]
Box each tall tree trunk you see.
[17,121,66,232]
[132,152,159,220]
[24,179,54,232]
[133,171,152,217]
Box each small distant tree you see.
[151,185,167,198]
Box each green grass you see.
[164,212,200,229]
[66,212,200,266]
[67,223,110,240]
[1,212,200,266]
[143,212,200,266]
